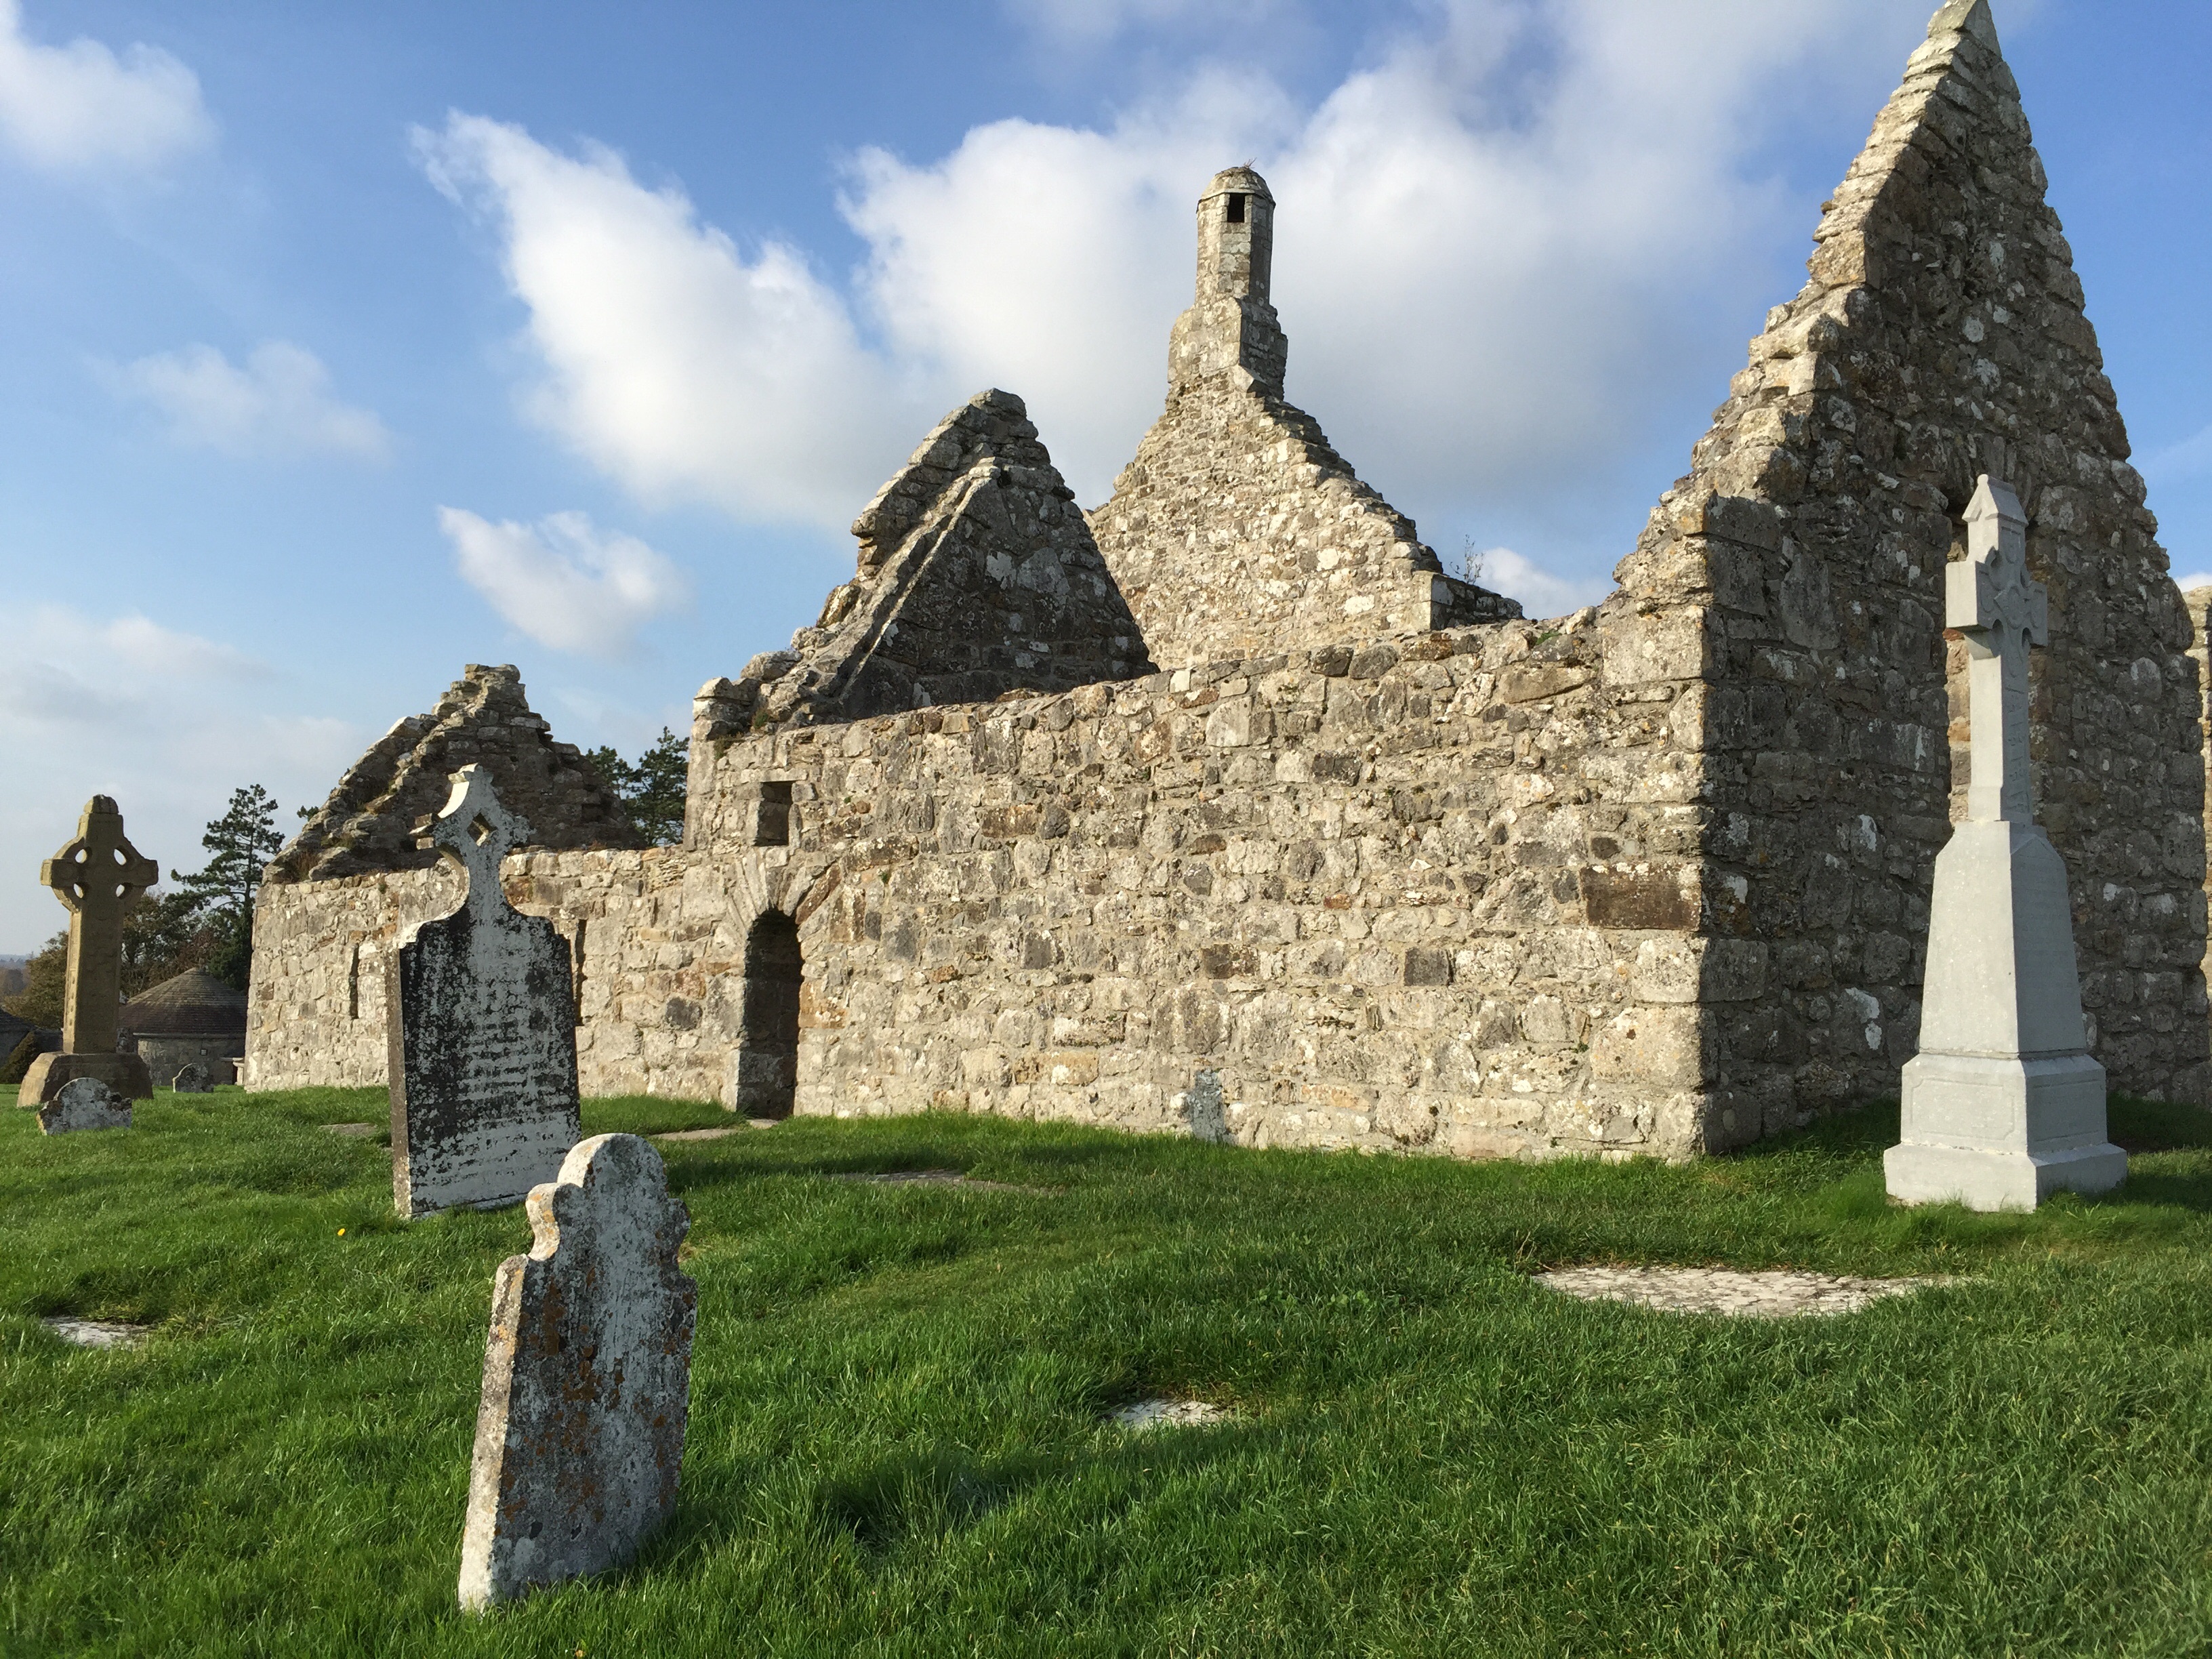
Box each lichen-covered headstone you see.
[457,1133,697,1611]
[388,766,581,1217]
[171,1062,213,1094]
[39,1076,132,1134]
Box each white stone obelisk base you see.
[1886,476,2125,1211]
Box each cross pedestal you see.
[17,796,159,1107]
[1884,477,2126,1210]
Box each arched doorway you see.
[733,910,801,1118]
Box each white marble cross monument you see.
[1885,476,2127,1210]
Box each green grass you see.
[3,1084,2212,1656]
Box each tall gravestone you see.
[1885,476,2128,1210]
[457,1133,697,1611]
[17,796,157,1107]
[389,766,580,1217]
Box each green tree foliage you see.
[2,931,68,1028]
[171,785,286,991]
[585,728,689,846]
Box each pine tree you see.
[174,785,287,991]
[584,731,688,846]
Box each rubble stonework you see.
[270,664,638,885]
[695,390,1152,740]
[250,1,2210,1155]
[1087,165,1519,673]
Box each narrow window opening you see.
[346,943,361,1021]
[569,919,588,1027]
[732,911,802,1118]
[1225,192,1246,224]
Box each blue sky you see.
[1,0,2207,951]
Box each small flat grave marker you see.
[43,1317,148,1349]
[1111,1399,1235,1431]
[1535,1266,1946,1318]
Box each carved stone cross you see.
[38,796,159,1056]
[417,764,532,916]
[1948,474,2048,824]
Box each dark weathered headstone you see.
[39,1076,132,1134]
[388,766,580,1218]
[457,1133,697,1611]
[171,1062,213,1094]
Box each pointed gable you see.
[734,390,1151,729]
[269,664,640,884]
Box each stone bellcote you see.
[1168,167,1287,396]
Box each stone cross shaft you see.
[1948,475,2048,823]
[38,796,158,1055]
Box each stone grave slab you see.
[388,766,581,1218]
[458,1132,697,1611]
[38,1076,133,1134]
[171,1063,213,1094]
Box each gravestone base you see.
[16,1051,153,1107]
[1886,1051,2126,1210]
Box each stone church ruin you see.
[248,0,2210,1159]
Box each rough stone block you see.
[457,1133,697,1611]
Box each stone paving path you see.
[1111,1398,1235,1430]
[323,1122,382,1138]
[655,1122,779,1142]
[1535,1266,1947,1318]
[43,1317,148,1349]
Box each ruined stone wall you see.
[272,664,639,884]
[1617,0,2208,1120]
[1089,376,1518,674]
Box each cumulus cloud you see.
[423,0,1929,548]
[0,0,211,173]
[440,507,693,659]
[104,341,392,459]
[417,114,922,527]
[0,605,356,949]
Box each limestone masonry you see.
[249,0,2211,1160]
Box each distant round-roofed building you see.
[121,970,248,1087]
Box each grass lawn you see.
[3,1084,2212,1656]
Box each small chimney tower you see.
[1167,166,1287,396]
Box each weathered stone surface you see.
[171,1062,213,1094]
[270,663,638,886]
[702,391,1152,737]
[1089,167,1519,672]
[18,796,157,1107]
[250,2,2211,1162]
[457,1132,696,1612]
[390,767,581,1218]
[1536,1266,1944,1318]
[39,1076,132,1134]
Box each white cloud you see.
[0,605,357,949]
[0,0,211,173]
[1473,546,1610,619]
[2172,572,2212,594]
[422,1,1929,546]
[417,114,921,528]
[440,508,693,659]
[105,341,392,460]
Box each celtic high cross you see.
[38,796,159,1056]
[1949,475,2047,825]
